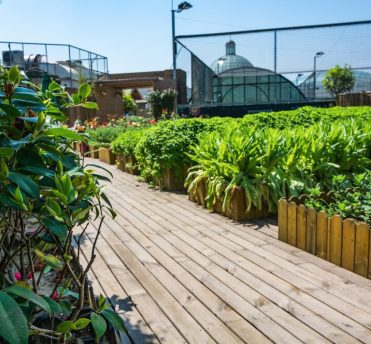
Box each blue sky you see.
[1,0,371,73]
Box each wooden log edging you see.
[278,198,371,279]
[189,181,270,221]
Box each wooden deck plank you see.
[96,213,264,343]
[106,181,371,316]
[86,223,216,344]
[78,234,161,343]
[80,160,371,343]
[92,219,245,344]
[104,184,363,342]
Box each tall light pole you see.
[172,1,192,81]
[313,51,324,99]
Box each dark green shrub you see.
[134,118,231,182]
[111,127,153,156]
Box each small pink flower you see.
[52,292,58,301]
[14,272,33,281]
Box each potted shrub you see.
[0,66,125,343]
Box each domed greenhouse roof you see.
[210,40,254,74]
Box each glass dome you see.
[210,40,254,74]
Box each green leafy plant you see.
[134,117,229,184]
[322,65,356,97]
[186,115,370,214]
[146,88,177,121]
[122,94,137,115]
[0,66,122,343]
[111,126,152,156]
[305,173,371,224]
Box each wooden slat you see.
[329,215,342,266]
[354,223,370,277]
[105,184,371,341]
[341,219,356,272]
[287,202,297,246]
[316,211,328,260]
[296,204,307,250]
[81,159,371,343]
[306,208,317,254]
[278,199,288,242]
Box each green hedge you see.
[242,106,371,129]
[111,127,153,156]
[134,118,232,181]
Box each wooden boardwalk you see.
[80,159,371,344]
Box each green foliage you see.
[305,173,371,224]
[88,125,127,147]
[322,64,356,96]
[146,88,177,120]
[122,94,137,114]
[0,66,121,342]
[111,126,152,156]
[186,115,370,214]
[134,118,229,182]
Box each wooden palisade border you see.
[99,147,116,165]
[278,197,371,279]
[189,180,269,221]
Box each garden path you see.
[80,158,371,344]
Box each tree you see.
[123,94,137,115]
[146,88,177,121]
[322,64,355,97]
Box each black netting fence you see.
[175,20,371,109]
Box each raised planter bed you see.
[116,154,139,175]
[99,147,116,165]
[76,142,89,155]
[188,180,269,221]
[278,197,371,279]
[159,167,187,191]
[88,145,100,159]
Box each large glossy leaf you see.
[102,309,126,332]
[14,86,38,95]
[0,291,28,344]
[17,166,55,178]
[8,171,40,200]
[18,116,38,123]
[41,296,62,315]
[41,216,68,240]
[81,101,98,110]
[91,313,107,340]
[0,147,14,158]
[16,147,46,168]
[0,103,20,117]
[78,83,91,99]
[4,285,51,314]
[43,127,82,141]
